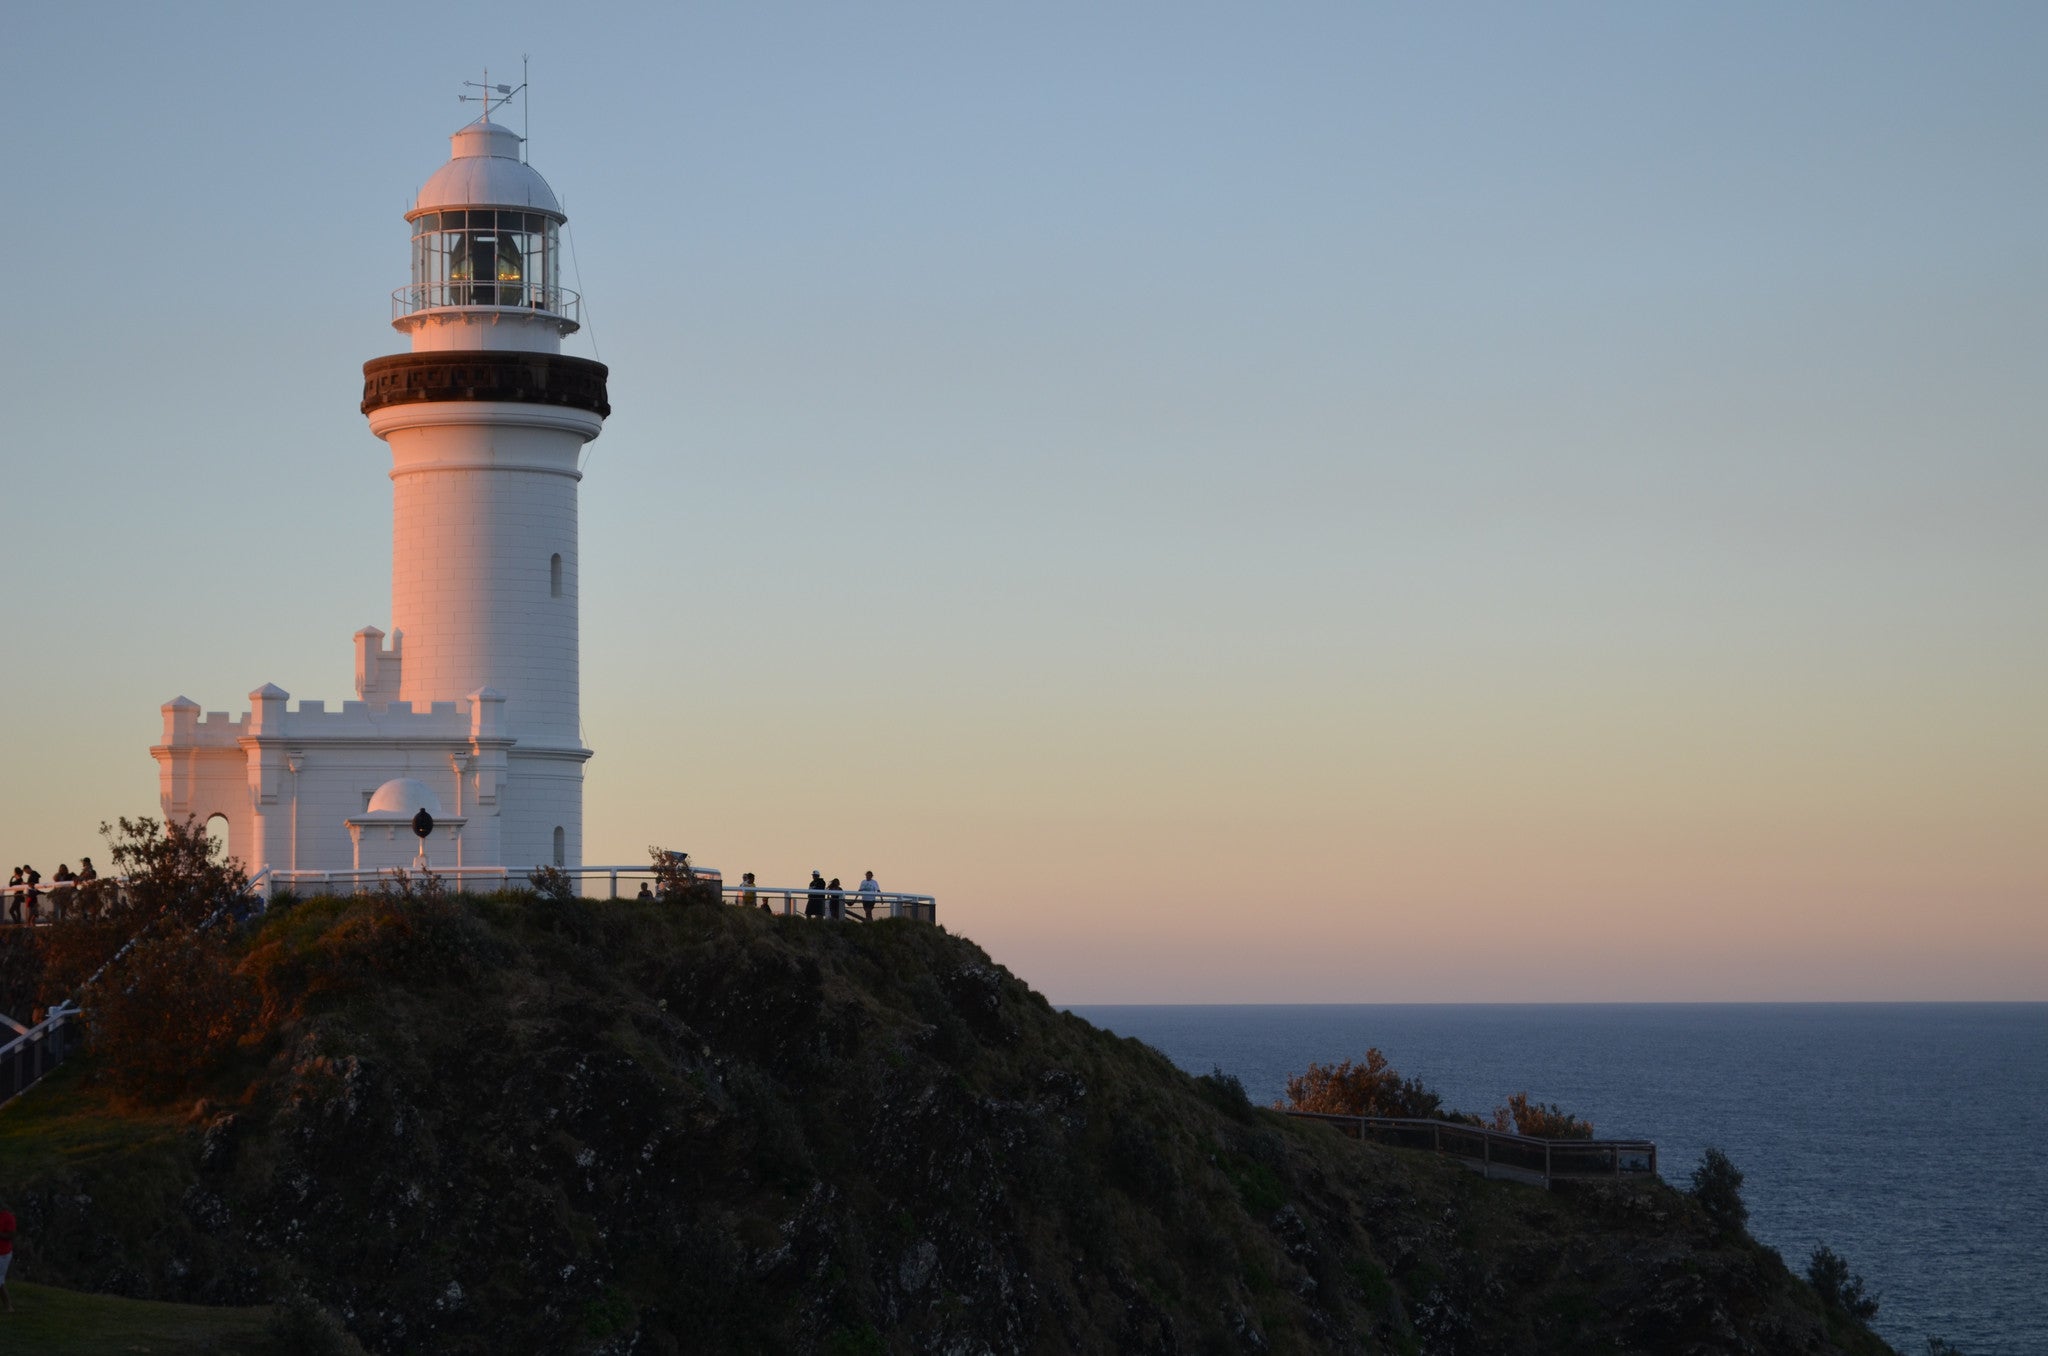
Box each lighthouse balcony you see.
[393,282,581,328]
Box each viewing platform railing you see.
[262,867,937,922]
[6,867,937,928]
[1283,1111,1657,1188]
[1,1001,80,1106]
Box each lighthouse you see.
[152,110,608,883]
[363,115,608,871]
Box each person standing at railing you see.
[0,1195,16,1312]
[827,877,845,921]
[806,871,826,919]
[75,857,99,919]
[18,867,36,926]
[741,872,760,911]
[5,868,20,926]
[857,871,880,921]
[50,864,76,923]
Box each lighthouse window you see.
[550,553,563,597]
[412,210,561,311]
[553,827,566,868]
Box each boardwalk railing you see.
[7,867,937,924]
[1,1002,81,1106]
[1284,1111,1656,1188]
[264,867,938,922]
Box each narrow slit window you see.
[550,553,563,597]
[552,826,566,868]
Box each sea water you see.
[1066,1003,2048,1356]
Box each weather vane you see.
[459,68,524,122]
[458,58,532,160]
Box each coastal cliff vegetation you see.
[0,822,1902,1354]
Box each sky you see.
[1,4,2042,1001]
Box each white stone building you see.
[152,116,608,884]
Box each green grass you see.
[0,1063,188,1175]
[0,1282,273,1354]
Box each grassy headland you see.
[0,890,1897,1354]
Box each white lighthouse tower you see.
[152,108,608,883]
[362,114,608,870]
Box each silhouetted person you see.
[51,864,76,922]
[635,882,654,901]
[21,866,38,925]
[806,871,826,919]
[76,856,100,918]
[741,872,760,911]
[827,877,844,921]
[857,870,880,921]
[0,1195,15,1311]
[5,868,21,925]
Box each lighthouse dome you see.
[412,119,562,217]
[365,777,443,819]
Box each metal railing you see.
[392,282,581,323]
[1283,1111,1656,1188]
[264,867,938,923]
[4,878,119,924]
[710,883,937,923]
[1,1001,80,1106]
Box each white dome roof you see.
[412,120,563,217]
[365,777,443,818]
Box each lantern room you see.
[392,119,579,344]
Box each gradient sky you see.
[2,4,2042,1001]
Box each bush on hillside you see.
[103,815,249,927]
[1806,1244,1880,1322]
[89,923,255,1097]
[527,864,577,901]
[649,846,718,904]
[1280,1048,1446,1119]
[1689,1146,1749,1235]
[1196,1066,1255,1120]
[1490,1091,1595,1139]
[34,817,251,1001]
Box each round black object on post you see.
[412,809,435,839]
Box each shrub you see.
[649,847,718,904]
[87,925,254,1097]
[527,864,577,902]
[1807,1244,1879,1322]
[102,815,249,928]
[1689,1146,1748,1235]
[262,1292,370,1356]
[1490,1091,1594,1139]
[1279,1048,1445,1118]
[1196,1066,1254,1119]
[37,817,253,1000]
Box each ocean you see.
[1066,1003,2048,1356]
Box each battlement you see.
[159,684,508,749]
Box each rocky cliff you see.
[0,893,1895,1354]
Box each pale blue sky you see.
[3,4,2043,999]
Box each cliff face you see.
[1,895,1894,1355]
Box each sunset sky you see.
[2,4,2042,1001]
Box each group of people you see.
[805,870,883,921]
[625,868,886,919]
[4,858,98,926]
